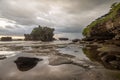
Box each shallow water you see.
[0,41,119,80]
[57,44,88,60]
[0,53,84,80]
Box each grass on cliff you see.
[83,2,120,36]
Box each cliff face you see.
[83,3,120,40]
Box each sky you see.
[0,0,119,39]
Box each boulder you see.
[72,39,80,43]
[59,38,69,40]
[14,57,42,71]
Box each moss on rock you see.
[83,2,120,37]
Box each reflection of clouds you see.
[0,51,18,57]
[0,55,83,80]
[54,33,83,39]
[8,72,17,77]
[49,66,61,72]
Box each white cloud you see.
[0,0,119,38]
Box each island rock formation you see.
[24,25,54,41]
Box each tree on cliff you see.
[30,25,54,41]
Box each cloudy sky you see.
[0,0,119,39]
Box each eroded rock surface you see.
[0,41,119,80]
[83,3,120,44]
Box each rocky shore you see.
[81,2,120,71]
[0,41,119,80]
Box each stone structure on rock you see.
[24,25,55,41]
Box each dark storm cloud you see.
[59,0,110,14]
[0,0,119,38]
[56,26,83,33]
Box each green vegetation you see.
[24,25,54,41]
[82,48,100,61]
[31,25,54,41]
[83,2,120,36]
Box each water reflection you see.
[83,45,120,70]
[14,57,42,71]
[57,44,88,59]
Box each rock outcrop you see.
[1,37,12,41]
[83,45,120,70]
[14,57,42,71]
[24,25,55,41]
[83,2,120,41]
[72,39,80,43]
[59,38,69,40]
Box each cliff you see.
[83,2,120,41]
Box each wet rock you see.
[98,52,108,57]
[114,34,120,40]
[79,40,86,44]
[74,50,79,52]
[1,37,12,41]
[114,40,120,46]
[49,56,73,66]
[72,62,90,69]
[96,40,105,43]
[83,44,120,70]
[72,39,80,43]
[14,57,42,71]
[57,53,75,58]
[116,55,120,60]
[0,47,10,51]
[85,44,99,49]
[10,46,23,51]
[0,55,6,60]
[101,54,116,63]
[57,45,67,48]
[109,61,120,69]
[59,38,69,41]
